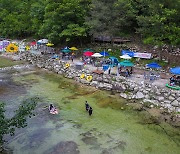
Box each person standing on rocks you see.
[108,68,111,75]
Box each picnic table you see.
[92,69,104,75]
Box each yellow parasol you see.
[46,43,54,47]
[69,47,78,51]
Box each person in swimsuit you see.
[49,104,55,112]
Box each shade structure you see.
[61,48,71,53]
[37,39,48,44]
[46,43,54,47]
[83,51,93,57]
[109,57,119,67]
[109,56,117,60]
[120,54,132,59]
[30,41,36,46]
[100,51,109,57]
[119,60,134,67]
[170,67,180,75]
[121,50,134,57]
[83,48,93,52]
[146,62,161,69]
[92,53,103,57]
[69,47,78,51]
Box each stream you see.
[0,65,179,154]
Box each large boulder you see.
[120,93,127,99]
[90,81,99,87]
[171,100,179,107]
[135,91,144,99]
[157,96,164,102]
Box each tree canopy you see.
[0,0,179,46]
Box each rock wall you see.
[12,52,180,113]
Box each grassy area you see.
[0,56,24,68]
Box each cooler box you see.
[75,62,84,70]
[103,65,109,71]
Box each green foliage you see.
[0,0,179,46]
[39,0,89,44]
[136,0,180,46]
[0,97,38,146]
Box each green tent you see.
[118,60,134,67]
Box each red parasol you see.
[83,51,93,57]
[30,41,36,46]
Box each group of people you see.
[48,101,93,116]
[170,75,180,86]
[118,67,133,77]
[85,101,93,116]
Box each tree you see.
[86,0,117,37]
[0,97,38,151]
[135,0,180,46]
[113,0,137,36]
[86,0,137,38]
[39,0,89,44]
[30,0,46,37]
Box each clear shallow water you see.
[1,68,180,154]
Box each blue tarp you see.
[146,62,161,69]
[170,67,180,75]
[121,50,134,57]
[51,54,59,59]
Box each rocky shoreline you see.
[1,52,180,116]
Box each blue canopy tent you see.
[170,67,180,75]
[166,67,180,90]
[146,62,161,69]
[100,51,109,57]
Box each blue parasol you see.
[100,51,109,57]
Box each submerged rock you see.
[45,141,79,154]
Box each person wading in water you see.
[85,101,90,111]
[88,106,93,116]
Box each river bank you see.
[0,52,180,124]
